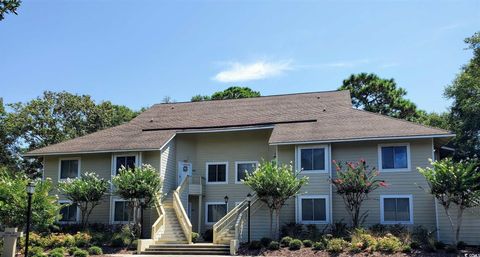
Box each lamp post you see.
[246,193,252,244]
[25,182,35,257]
[224,195,229,205]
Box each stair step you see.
[149,244,229,249]
[142,251,229,255]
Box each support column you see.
[2,227,22,257]
[198,195,202,233]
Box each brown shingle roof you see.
[25,90,452,156]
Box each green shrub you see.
[327,238,348,253]
[31,253,47,257]
[249,240,262,250]
[90,233,108,246]
[369,224,388,236]
[289,239,302,250]
[434,241,446,250]
[68,247,81,255]
[73,249,89,257]
[48,252,63,257]
[402,244,412,253]
[302,239,313,247]
[409,241,420,249]
[49,247,65,257]
[87,246,103,255]
[351,229,377,250]
[411,225,435,248]
[328,221,349,238]
[267,241,280,251]
[457,241,467,250]
[445,245,457,253]
[74,232,92,247]
[388,224,408,239]
[128,239,138,250]
[280,236,292,247]
[191,232,199,243]
[280,222,304,239]
[260,237,272,247]
[110,235,125,247]
[312,241,325,250]
[376,235,403,253]
[305,224,320,241]
[29,246,45,257]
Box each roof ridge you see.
[152,89,350,106]
[349,108,452,133]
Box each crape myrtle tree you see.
[331,159,387,228]
[244,160,308,239]
[0,0,21,21]
[418,158,480,246]
[0,167,60,231]
[112,164,162,239]
[59,172,109,229]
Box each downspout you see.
[432,138,440,241]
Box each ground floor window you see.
[298,195,329,224]
[380,195,413,224]
[113,200,133,223]
[206,202,227,224]
[59,201,78,223]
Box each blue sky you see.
[1,0,479,112]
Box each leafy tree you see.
[416,111,451,130]
[444,32,480,159]
[0,167,60,230]
[58,172,109,229]
[190,94,211,102]
[244,160,308,239]
[331,159,386,228]
[339,73,420,121]
[112,164,162,238]
[4,91,139,174]
[418,158,480,246]
[0,98,18,170]
[191,86,260,101]
[0,0,21,21]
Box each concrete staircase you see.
[141,243,230,255]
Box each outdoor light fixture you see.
[247,193,252,244]
[224,195,229,204]
[25,181,35,257]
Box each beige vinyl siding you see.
[43,150,161,227]
[141,150,161,236]
[160,139,177,196]
[331,139,435,229]
[437,204,480,245]
[175,130,276,237]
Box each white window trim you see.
[235,161,259,184]
[58,157,81,181]
[205,162,229,185]
[205,201,228,225]
[378,143,411,172]
[296,195,330,224]
[111,153,139,177]
[380,194,414,225]
[110,198,132,224]
[296,145,329,173]
[58,200,80,224]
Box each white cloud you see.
[213,60,292,83]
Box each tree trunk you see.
[455,207,465,246]
[275,208,281,240]
[269,209,274,239]
[443,206,456,245]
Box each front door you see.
[178,161,192,186]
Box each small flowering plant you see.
[331,159,387,227]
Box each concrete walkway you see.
[105,255,238,257]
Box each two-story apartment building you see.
[25,90,478,254]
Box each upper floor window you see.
[378,144,410,171]
[59,201,78,223]
[206,162,228,184]
[59,158,80,180]
[380,195,413,224]
[115,155,136,175]
[235,161,258,183]
[298,146,328,172]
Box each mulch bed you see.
[238,247,480,257]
